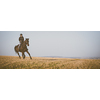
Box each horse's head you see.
[25,38,29,46]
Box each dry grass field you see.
[0,56,100,69]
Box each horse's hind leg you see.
[18,52,21,59]
[26,51,32,59]
[22,52,25,59]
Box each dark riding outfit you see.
[19,36,24,50]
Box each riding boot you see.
[19,46,20,51]
[19,45,21,51]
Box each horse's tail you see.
[14,45,18,53]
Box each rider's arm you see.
[22,37,24,41]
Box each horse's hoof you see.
[30,57,32,59]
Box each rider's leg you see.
[19,43,21,51]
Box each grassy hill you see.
[0,56,100,69]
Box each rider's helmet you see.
[20,33,23,37]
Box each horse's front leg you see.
[26,51,32,59]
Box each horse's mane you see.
[25,38,29,40]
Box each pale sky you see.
[0,31,100,58]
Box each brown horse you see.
[14,38,32,59]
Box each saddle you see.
[17,43,22,51]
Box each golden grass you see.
[0,56,100,69]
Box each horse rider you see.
[19,34,24,50]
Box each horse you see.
[14,38,32,59]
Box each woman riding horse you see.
[19,34,24,50]
[14,38,32,59]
